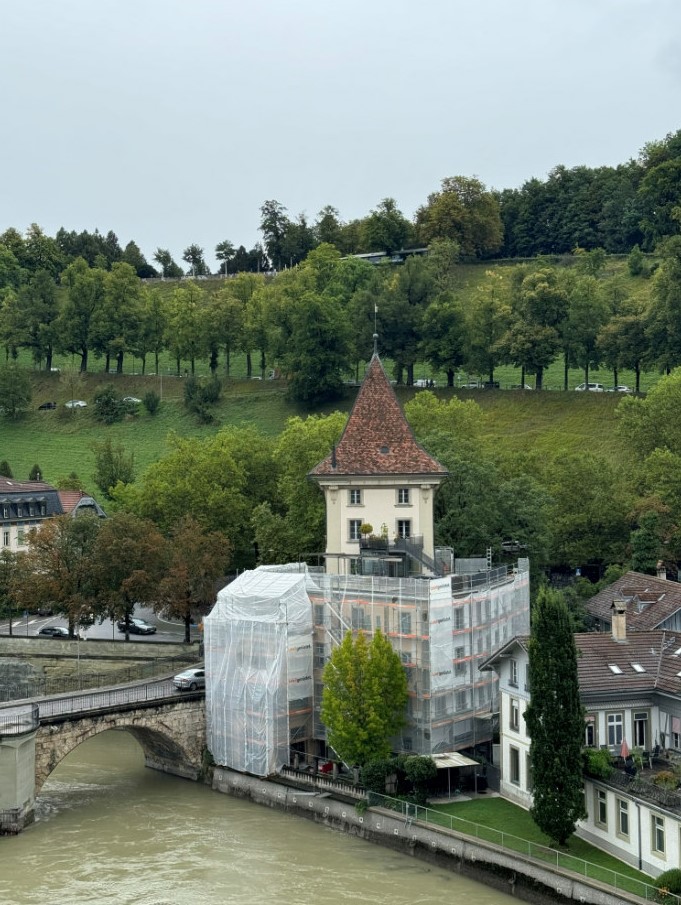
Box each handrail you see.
[368,792,669,903]
[0,704,39,735]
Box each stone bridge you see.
[0,679,206,834]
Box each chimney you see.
[657,560,667,581]
[611,599,627,642]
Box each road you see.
[0,605,202,644]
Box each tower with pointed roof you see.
[309,353,448,576]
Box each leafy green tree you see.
[627,244,646,276]
[496,268,568,389]
[57,258,106,371]
[93,385,126,424]
[122,240,155,278]
[280,212,317,266]
[630,511,663,574]
[0,364,32,417]
[166,282,206,375]
[465,270,511,385]
[252,411,346,564]
[89,511,168,639]
[419,293,468,386]
[215,239,236,276]
[28,464,42,480]
[561,273,610,387]
[155,516,231,642]
[321,629,408,766]
[153,248,183,278]
[23,223,64,278]
[645,238,681,373]
[416,176,503,258]
[597,312,647,392]
[13,514,102,636]
[90,262,143,373]
[314,205,343,247]
[616,369,681,460]
[0,460,13,477]
[92,438,135,498]
[0,550,19,634]
[524,586,586,846]
[182,244,210,276]
[8,270,59,369]
[360,198,413,254]
[259,199,290,270]
[279,292,351,404]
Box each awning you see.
[432,752,479,769]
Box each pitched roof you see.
[585,571,681,631]
[0,478,55,494]
[58,490,106,517]
[309,353,448,478]
[575,631,681,698]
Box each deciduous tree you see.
[321,630,408,766]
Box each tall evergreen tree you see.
[524,587,586,846]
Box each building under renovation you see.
[205,353,530,777]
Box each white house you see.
[483,603,681,876]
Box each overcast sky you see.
[2,0,680,269]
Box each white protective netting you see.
[205,568,313,777]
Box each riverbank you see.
[213,767,641,905]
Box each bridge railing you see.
[0,704,39,735]
[36,678,197,721]
[0,653,200,704]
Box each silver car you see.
[173,668,206,691]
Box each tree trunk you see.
[155,352,159,376]
[176,356,181,377]
[447,368,454,387]
[635,365,641,393]
[613,367,618,387]
[184,611,191,644]
[210,350,218,374]
[521,366,526,388]
[190,357,195,375]
[584,364,589,385]
[141,355,146,375]
[406,363,414,385]
[246,352,252,377]
[116,351,124,374]
[536,366,543,390]
[563,353,569,391]
[224,346,230,376]
[80,348,88,372]
[45,347,53,371]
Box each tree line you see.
[3,235,681,405]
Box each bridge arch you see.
[34,698,206,795]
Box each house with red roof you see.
[483,603,681,875]
[309,352,449,578]
[0,478,105,553]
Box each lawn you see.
[1,370,634,490]
[421,796,654,895]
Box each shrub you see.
[655,869,681,895]
[143,390,160,415]
[652,770,679,790]
[183,376,221,422]
[584,747,613,779]
[628,244,645,276]
[28,464,42,481]
[93,385,126,424]
[0,460,13,478]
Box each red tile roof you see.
[58,490,89,513]
[309,354,448,478]
[585,571,681,631]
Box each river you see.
[0,731,516,905]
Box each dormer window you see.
[348,489,362,506]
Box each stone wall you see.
[0,636,200,691]
[213,769,637,905]
[34,698,206,793]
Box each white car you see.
[173,667,206,691]
[611,385,632,394]
[64,399,87,408]
[123,396,142,404]
[574,383,604,393]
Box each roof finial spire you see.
[373,333,378,356]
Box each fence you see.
[368,792,673,904]
[0,704,39,735]
[0,654,198,704]
[36,679,195,721]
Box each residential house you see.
[585,570,681,634]
[0,478,105,553]
[483,603,681,876]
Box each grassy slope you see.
[1,373,630,490]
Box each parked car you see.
[116,617,156,635]
[574,383,605,392]
[123,396,142,404]
[511,384,533,390]
[173,668,206,691]
[38,401,57,410]
[501,539,528,554]
[609,385,632,394]
[65,399,87,409]
[36,606,54,616]
[38,626,72,639]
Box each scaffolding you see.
[205,560,530,773]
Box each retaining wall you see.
[213,768,640,905]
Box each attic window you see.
[608,664,623,674]
[631,663,645,673]
[379,446,390,454]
